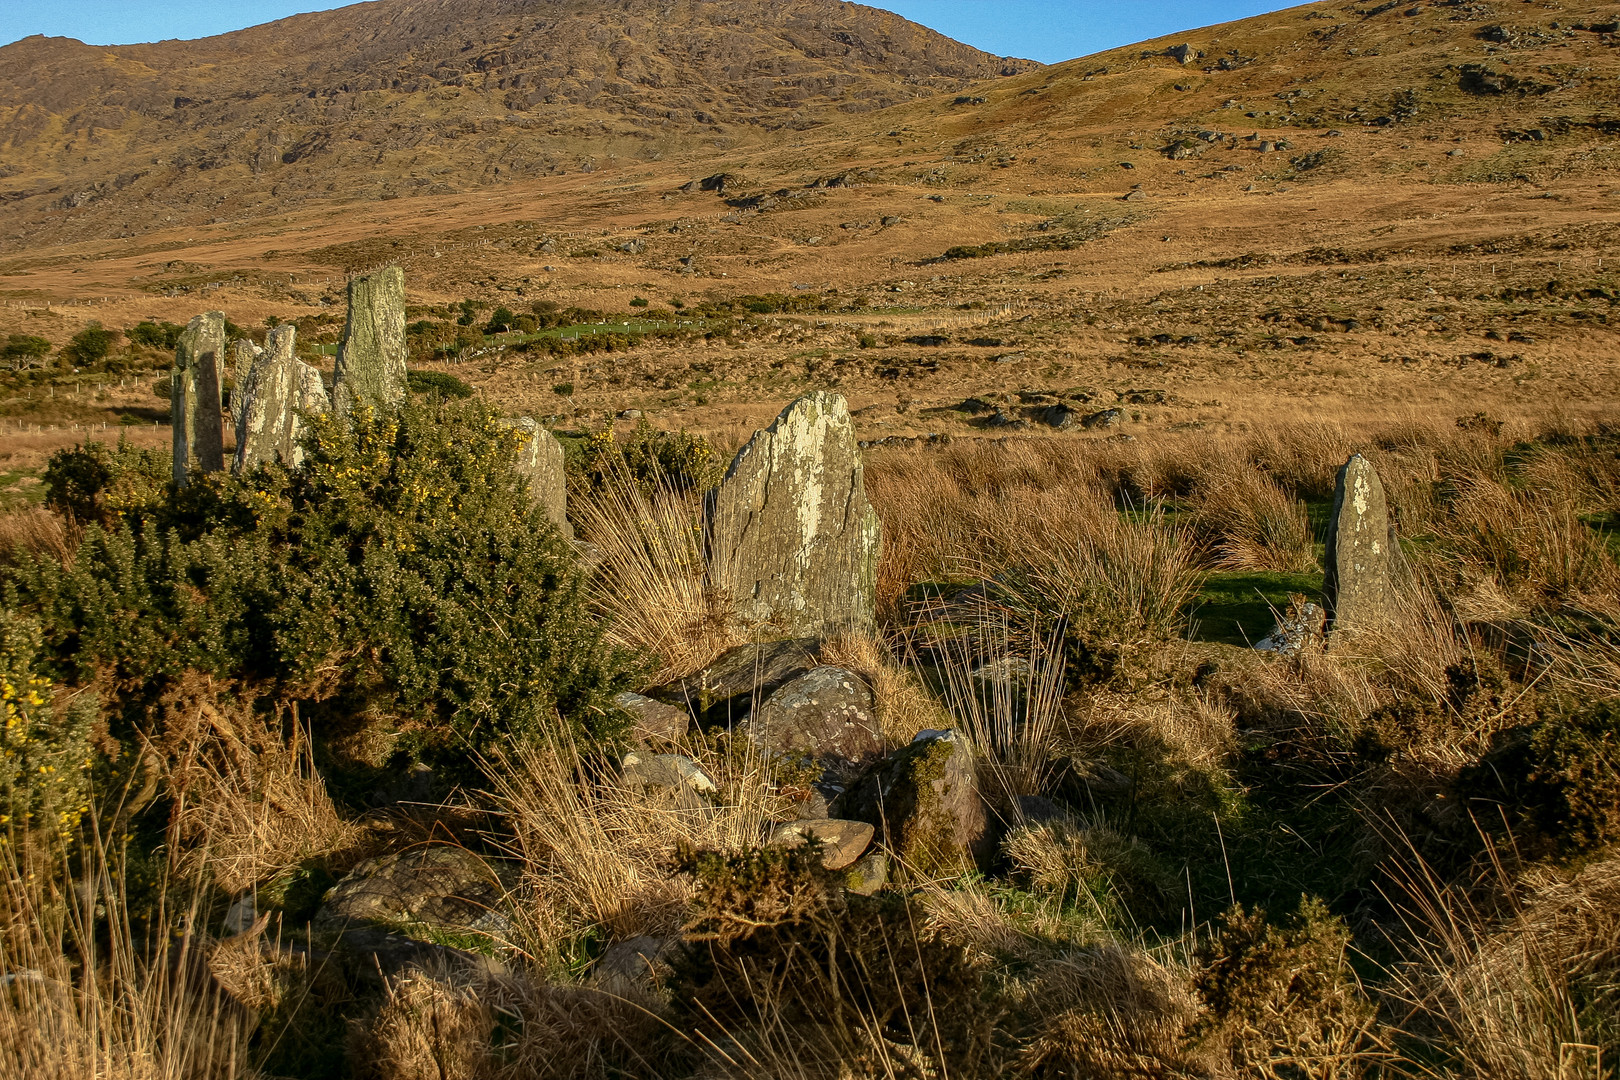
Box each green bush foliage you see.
[41,439,170,527]
[127,320,185,351]
[1,334,51,367]
[7,399,639,774]
[405,370,474,399]
[0,612,98,845]
[64,321,118,366]
[1459,696,1620,855]
[577,420,721,495]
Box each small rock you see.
[836,730,990,876]
[671,638,822,728]
[1082,408,1124,430]
[615,692,690,743]
[1255,600,1326,657]
[621,752,716,795]
[845,850,889,895]
[591,935,679,993]
[223,894,258,935]
[617,409,643,420]
[316,847,507,935]
[769,818,875,869]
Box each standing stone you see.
[171,312,227,483]
[708,392,880,637]
[505,417,572,538]
[234,324,331,472]
[227,338,263,432]
[1324,453,1393,639]
[332,266,407,417]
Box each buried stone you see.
[332,266,408,417]
[708,392,881,637]
[234,324,330,471]
[171,311,227,483]
[1324,453,1394,639]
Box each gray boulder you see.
[845,849,889,895]
[504,417,571,538]
[1082,408,1125,430]
[620,751,716,796]
[316,847,507,936]
[332,266,407,417]
[708,392,880,637]
[1324,454,1393,640]
[234,324,330,471]
[668,638,822,728]
[768,818,874,870]
[835,730,990,877]
[1256,598,1327,656]
[171,311,227,483]
[748,665,882,764]
[590,935,679,993]
[614,691,690,744]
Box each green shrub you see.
[2,334,51,367]
[405,370,473,399]
[128,320,185,351]
[629,296,649,308]
[7,399,640,776]
[1458,697,1620,855]
[64,321,118,366]
[576,420,721,495]
[0,612,98,845]
[40,438,170,527]
[483,306,516,334]
[1191,898,1378,1073]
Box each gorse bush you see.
[576,419,722,496]
[0,612,97,845]
[6,399,639,774]
[404,369,473,398]
[41,437,170,527]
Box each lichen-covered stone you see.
[171,311,227,483]
[708,392,880,637]
[835,729,989,876]
[315,847,507,935]
[233,324,330,471]
[504,417,572,538]
[227,337,262,431]
[768,817,874,870]
[614,691,690,744]
[747,665,882,765]
[667,637,823,729]
[1325,453,1392,639]
[332,266,407,416]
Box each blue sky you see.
[0,1,1293,63]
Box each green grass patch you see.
[1189,571,1325,646]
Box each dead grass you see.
[0,505,75,566]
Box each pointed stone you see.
[1325,453,1393,639]
[708,392,880,637]
[171,311,227,483]
[234,324,330,472]
[504,417,572,538]
[332,266,407,417]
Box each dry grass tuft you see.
[354,966,496,1080]
[0,506,76,567]
[167,697,362,896]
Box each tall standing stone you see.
[1324,453,1393,639]
[708,392,880,637]
[504,417,572,538]
[228,338,262,432]
[171,311,227,483]
[234,324,331,472]
[332,266,407,417]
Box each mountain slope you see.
[0,0,1035,241]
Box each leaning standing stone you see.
[234,325,330,471]
[1324,453,1392,639]
[332,266,407,417]
[171,311,227,483]
[708,392,880,637]
[504,417,572,538]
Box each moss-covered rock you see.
[835,729,990,876]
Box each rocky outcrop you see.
[665,637,822,729]
[332,266,407,417]
[835,729,990,876]
[233,324,330,471]
[1324,454,1393,639]
[171,311,227,483]
[708,393,880,637]
[505,417,571,538]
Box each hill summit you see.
[0,0,1036,236]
